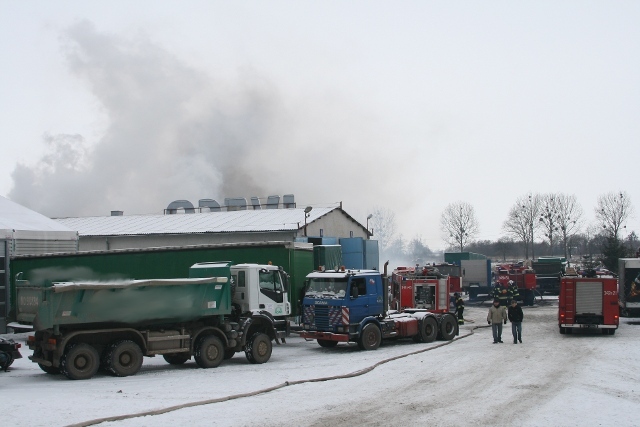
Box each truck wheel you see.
[60,343,100,380]
[38,363,60,374]
[317,339,339,348]
[357,323,381,350]
[245,333,272,364]
[559,326,566,334]
[469,289,478,300]
[163,353,191,365]
[609,329,616,335]
[439,314,457,341]
[223,349,236,360]
[415,317,438,343]
[195,335,224,368]
[105,340,143,377]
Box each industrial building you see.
[54,196,371,252]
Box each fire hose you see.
[68,324,488,427]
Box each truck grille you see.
[304,305,344,329]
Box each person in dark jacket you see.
[491,282,511,306]
[454,293,465,325]
[508,299,524,344]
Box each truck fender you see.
[356,317,381,336]
[191,327,230,351]
[55,328,147,367]
[242,311,280,345]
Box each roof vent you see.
[225,197,247,211]
[283,194,295,208]
[111,210,123,216]
[266,195,280,209]
[250,197,262,210]
[199,199,221,212]
[166,200,195,214]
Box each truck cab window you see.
[351,278,367,297]
[236,271,246,288]
[259,269,284,303]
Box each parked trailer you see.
[300,264,458,350]
[533,257,566,295]
[618,258,640,317]
[558,277,619,335]
[18,262,284,380]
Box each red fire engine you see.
[390,266,451,313]
[558,277,619,335]
[494,264,537,306]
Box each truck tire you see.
[414,316,438,343]
[317,339,339,348]
[439,314,457,341]
[609,329,616,335]
[469,288,478,300]
[104,340,143,377]
[245,333,272,364]
[38,363,60,375]
[559,326,566,334]
[357,323,381,350]
[60,343,100,380]
[163,353,191,365]
[194,335,224,369]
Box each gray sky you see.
[1,1,639,250]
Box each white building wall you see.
[305,210,368,239]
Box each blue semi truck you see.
[299,263,458,349]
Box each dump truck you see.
[300,264,458,350]
[558,277,619,335]
[17,262,285,380]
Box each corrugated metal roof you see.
[54,207,339,236]
[0,195,76,236]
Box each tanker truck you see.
[17,262,285,380]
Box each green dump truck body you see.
[17,275,230,331]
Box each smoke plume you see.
[9,21,390,217]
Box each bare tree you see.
[555,193,583,261]
[440,202,479,252]
[502,193,541,260]
[538,193,562,255]
[595,191,634,240]
[368,206,397,253]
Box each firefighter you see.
[508,280,520,305]
[454,292,465,325]
[491,282,511,306]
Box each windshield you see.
[258,269,283,293]
[305,277,348,299]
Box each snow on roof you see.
[54,206,340,237]
[0,195,77,239]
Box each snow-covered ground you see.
[2,299,639,427]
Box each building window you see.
[350,231,354,237]
[320,229,323,237]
